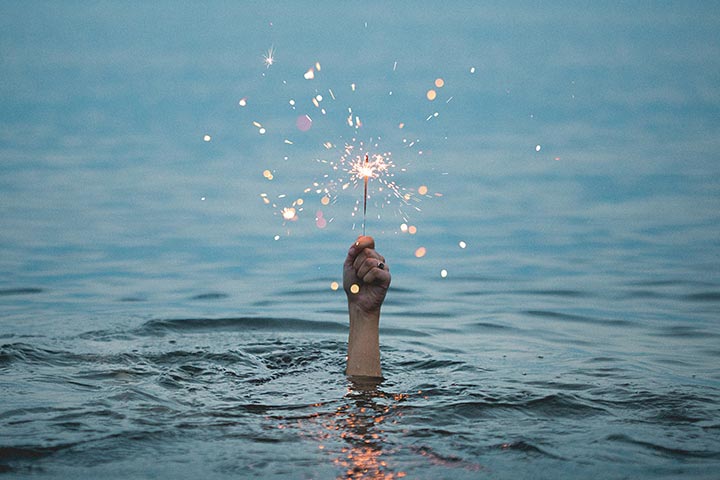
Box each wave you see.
[427,392,608,420]
[524,310,634,327]
[606,434,720,459]
[129,317,430,338]
[0,288,43,296]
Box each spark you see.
[263,46,276,68]
[281,207,297,221]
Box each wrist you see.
[347,301,381,323]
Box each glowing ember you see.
[441,269,448,278]
[330,281,339,291]
[418,185,428,195]
[350,284,360,294]
[426,89,437,101]
[415,247,427,258]
[238,97,247,107]
[434,78,445,88]
[459,241,467,249]
[304,68,315,80]
[203,134,211,142]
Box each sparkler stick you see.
[363,154,369,235]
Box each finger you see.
[363,266,391,286]
[357,256,389,280]
[344,242,363,270]
[356,256,377,279]
[354,235,375,251]
[353,248,381,272]
[345,235,376,270]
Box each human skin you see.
[343,236,391,377]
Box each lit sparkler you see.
[247,56,450,238]
[350,153,386,235]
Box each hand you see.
[343,236,391,314]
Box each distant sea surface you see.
[1,2,719,478]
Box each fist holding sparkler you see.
[343,235,390,378]
[343,236,391,313]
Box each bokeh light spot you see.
[296,114,313,132]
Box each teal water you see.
[1,2,720,478]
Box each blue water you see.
[2,1,720,478]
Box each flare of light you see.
[282,207,297,221]
[263,46,275,68]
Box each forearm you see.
[346,303,382,377]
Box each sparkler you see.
[349,152,390,235]
[363,154,369,235]
[247,54,450,239]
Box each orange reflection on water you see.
[327,378,406,479]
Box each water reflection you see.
[328,376,407,479]
[283,376,408,479]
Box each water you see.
[2,1,720,478]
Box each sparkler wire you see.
[362,154,369,235]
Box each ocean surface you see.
[2,1,720,478]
